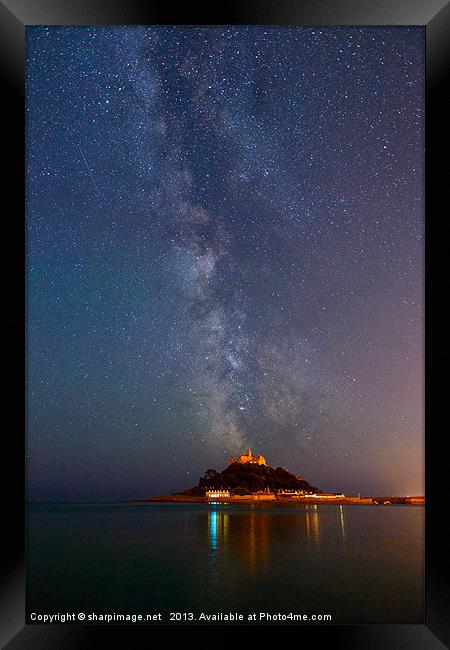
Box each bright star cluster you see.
[26,27,424,500]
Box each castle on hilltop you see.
[229,449,267,466]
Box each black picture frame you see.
[2,1,448,647]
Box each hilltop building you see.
[229,449,267,466]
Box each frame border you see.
[2,0,448,647]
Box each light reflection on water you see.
[338,505,346,544]
[208,506,272,574]
[27,502,424,623]
[305,504,320,545]
[207,504,328,574]
[206,503,355,579]
[207,504,349,558]
[208,510,217,550]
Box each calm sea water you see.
[27,502,424,624]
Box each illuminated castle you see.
[229,449,267,466]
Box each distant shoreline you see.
[132,495,425,506]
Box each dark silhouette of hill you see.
[182,461,321,496]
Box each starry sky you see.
[26,26,424,501]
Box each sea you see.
[27,502,424,624]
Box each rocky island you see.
[136,449,423,505]
[186,448,322,497]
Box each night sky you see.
[26,27,424,501]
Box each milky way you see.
[27,27,424,500]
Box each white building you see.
[206,489,230,499]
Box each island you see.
[136,449,424,505]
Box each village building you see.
[206,489,230,499]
